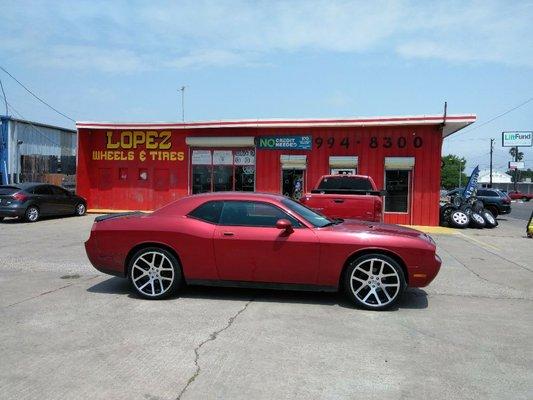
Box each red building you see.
[76,114,475,226]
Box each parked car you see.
[299,175,384,222]
[508,191,533,202]
[0,183,87,222]
[85,192,441,310]
[446,188,511,217]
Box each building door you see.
[280,155,306,200]
[383,157,415,225]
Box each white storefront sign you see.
[502,131,533,147]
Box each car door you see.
[213,200,320,284]
[31,185,55,215]
[49,185,74,214]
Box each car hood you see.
[320,219,423,238]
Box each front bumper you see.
[409,253,442,287]
[499,204,511,214]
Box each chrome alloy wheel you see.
[451,211,468,225]
[75,203,86,215]
[26,207,39,222]
[349,258,401,308]
[131,251,175,297]
[472,214,484,224]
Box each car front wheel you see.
[25,206,40,222]
[344,254,406,310]
[129,247,181,299]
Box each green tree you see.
[509,147,524,161]
[441,154,469,190]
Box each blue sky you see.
[1,0,532,173]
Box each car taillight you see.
[12,192,28,202]
[374,199,383,222]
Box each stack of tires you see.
[440,197,498,230]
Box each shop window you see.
[384,170,410,213]
[330,168,357,175]
[219,201,301,227]
[119,168,128,180]
[191,149,255,194]
[138,168,148,181]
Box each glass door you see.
[282,169,305,200]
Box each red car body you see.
[508,191,532,201]
[85,193,441,293]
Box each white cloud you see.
[1,0,532,72]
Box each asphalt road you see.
[0,214,532,400]
[509,200,533,221]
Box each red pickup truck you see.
[300,175,384,222]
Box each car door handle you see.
[333,199,345,203]
[222,232,234,236]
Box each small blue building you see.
[0,116,76,186]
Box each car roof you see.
[320,174,371,179]
[0,182,44,190]
[181,191,288,202]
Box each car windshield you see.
[281,198,334,228]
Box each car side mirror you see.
[276,219,293,233]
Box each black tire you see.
[486,205,499,218]
[343,254,406,311]
[522,196,529,202]
[0,217,4,222]
[448,210,470,229]
[439,206,454,226]
[128,247,182,300]
[75,203,86,216]
[25,206,40,222]
[469,212,486,229]
[481,210,498,228]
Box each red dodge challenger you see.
[85,193,441,310]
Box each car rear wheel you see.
[344,254,406,310]
[75,203,86,216]
[25,206,40,222]
[522,196,529,202]
[448,210,469,229]
[129,247,181,299]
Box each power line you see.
[6,100,74,151]
[448,97,533,140]
[0,65,75,123]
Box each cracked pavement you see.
[0,214,532,399]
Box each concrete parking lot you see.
[0,214,532,400]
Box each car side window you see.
[188,201,224,224]
[219,201,301,227]
[33,185,53,195]
[50,186,68,196]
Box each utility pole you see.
[514,145,519,192]
[489,138,494,188]
[178,86,186,122]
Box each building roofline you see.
[76,114,476,137]
[2,115,76,134]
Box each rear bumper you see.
[0,207,25,218]
[84,238,126,278]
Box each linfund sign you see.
[502,131,533,147]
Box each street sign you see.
[509,161,525,170]
[502,131,533,147]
